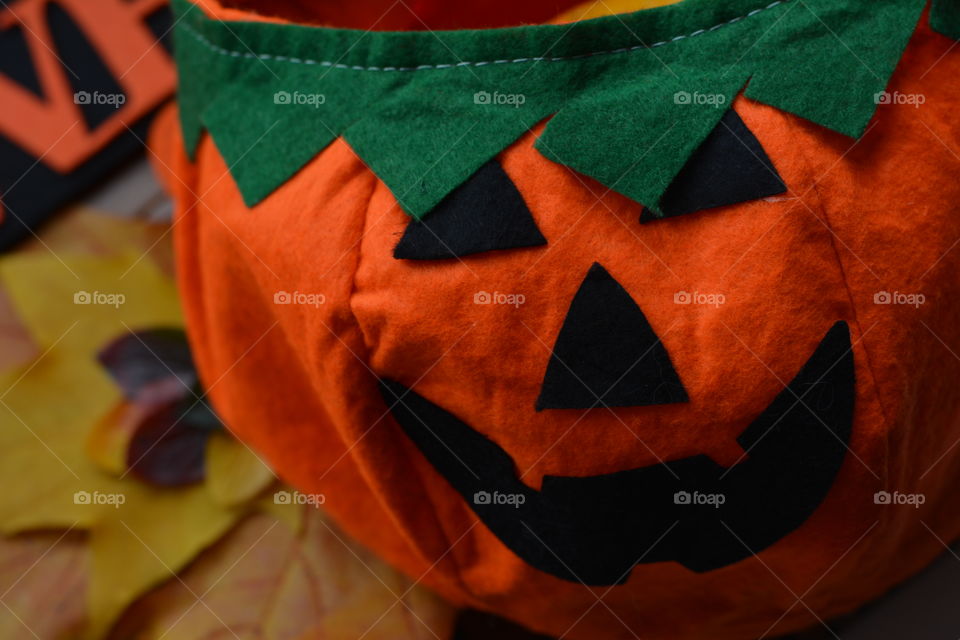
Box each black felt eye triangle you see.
[393,160,547,260]
[641,109,786,222]
[536,263,688,411]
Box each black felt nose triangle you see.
[393,160,547,260]
[640,109,786,222]
[536,263,688,411]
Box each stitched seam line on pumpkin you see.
[180,0,787,72]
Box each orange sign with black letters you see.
[0,0,175,247]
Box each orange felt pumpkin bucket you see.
[149,0,960,637]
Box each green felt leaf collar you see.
[172,0,953,218]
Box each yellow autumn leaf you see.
[86,484,244,640]
[0,247,249,638]
[205,430,277,506]
[0,251,181,533]
[0,251,182,356]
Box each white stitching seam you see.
[180,0,787,72]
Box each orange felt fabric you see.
[148,4,960,639]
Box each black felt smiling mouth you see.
[379,321,854,586]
